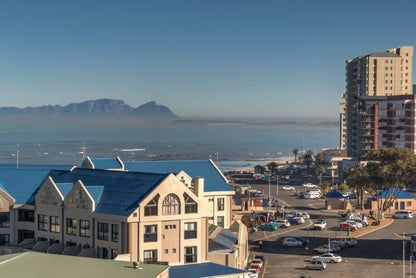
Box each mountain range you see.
[0,99,178,118]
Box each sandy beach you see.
[227,156,296,172]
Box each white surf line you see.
[0,252,28,265]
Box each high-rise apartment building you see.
[339,95,347,149]
[345,46,414,159]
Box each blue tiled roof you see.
[90,158,122,170]
[124,160,232,192]
[56,183,73,198]
[325,190,344,198]
[378,188,415,199]
[0,165,70,204]
[169,262,248,278]
[27,168,168,216]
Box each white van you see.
[392,211,414,219]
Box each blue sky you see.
[1,0,415,121]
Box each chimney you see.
[192,177,204,197]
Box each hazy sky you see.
[1,0,416,121]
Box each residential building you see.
[345,46,414,159]
[340,95,347,149]
[368,188,416,213]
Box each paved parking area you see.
[246,183,416,278]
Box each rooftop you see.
[378,188,415,199]
[86,157,124,170]
[0,252,167,278]
[169,262,248,278]
[368,52,400,58]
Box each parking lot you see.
[246,183,416,278]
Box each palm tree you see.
[315,164,325,186]
[292,149,299,162]
[266,162,278,174]
[303,150,314,173]
[346,165,371,210]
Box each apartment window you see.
[0,234,10,245]
[144,194,159,216]
[217,216,224,228]
[0,212,10,228]
[184,193,197,214]
[144,225,157,242]
[111,249,118,259]
[184,246,197,263]
[18,209,34,222]
[111,224,119,242]
[79,220,90,237]
[162,194,180,215]
[37,214,48,231]
[407,201,412,207]
[217,198,225,211]
[97,222,109,241]
[97,247,108,259]
[184,222,197,239]
[143,250,157,263]
[50,216,60,233]
[67,218,77,235]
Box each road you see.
[246,182,416,278]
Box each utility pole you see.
[276,175,279,195]
[403,232,406,278]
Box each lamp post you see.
[403,232,406,278]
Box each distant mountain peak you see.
[0,99,179,119]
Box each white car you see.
[295,212,310,219]
[313,219,327,230]
[250,259,263,268]
[314,244,341,253]
[331,237,358,248]
[393,211,414,219]
[304,259,327,270]
[303,183,318,188]
[282,186,296,191]
[312,253,342,263]
[247,269,259,278]
[282,237,305,247]
[303,192,320,199]
[274,219,290,228]
[345,220,363,229]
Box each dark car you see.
[254,255,265,263]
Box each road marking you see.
[261,259,268,278]
[0,252,28,265]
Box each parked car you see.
[282,237,305,247]
[250,259,263,268]
[293,237,309,245]
[314,244,341,253]
[284,212,297,219]
[295,212,310,219]
[247,269,259,278]
[312,253,342,263]
[331,237,358,248]
[247,267,260,274]
[303,183,318,189]
[258,223,278,231]
[313,219,327,230]
[282,186,296,191]
[274,219,290,228]
[254,255,265,263]
[289,216,305,225]
[249,264,262,273]
[349,217,368,227]
[393,210,414,219]
[304,259,327,270]
[345,220,363,229]
[339,222,357,231]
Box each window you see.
[50,216,60,233]
[143,250,157,263]
[0,234,10,245]
[111,249,118,259]
[144,194,159,216]
[217,216,224,228]
[0,212,10,228]
[97,222,109,240]
[144,225,157,242]
[162,194,180,215]
[184,246,197,263]
[79,220,90,237]
[217,198,225,211]
[97,247,108,259]
[38,214,48,231]
[184,222,197,239]
[66,218,77,235]
[18,209,34,222]
[184,193,197,214]
[112,224,119,242]
[407,201,412,207]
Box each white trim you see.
[208,159,229,184]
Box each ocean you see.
[0,119,338,169]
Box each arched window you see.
[144,194,159,216]
[184,193,197,214]
[162,194,181,215]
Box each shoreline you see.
[219,156,296,172]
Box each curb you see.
[355,219,395,238]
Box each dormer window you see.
[184,193,197,214]
[162,194,180,215]
[144,194,159,216]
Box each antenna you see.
[16,144,19,169]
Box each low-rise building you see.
[368,188,416,213]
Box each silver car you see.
[304,259,327,270]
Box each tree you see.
[266,161,278,174]
[315,152,325,166]
[346,165,372,210]
[292,149,299,162]
[338,183,349,193]
[320,181,331,194]
[366,147,416,219]
[303,150,314,173]
[315,164,325,186]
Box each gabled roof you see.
[124,160,232,192]
[325,190,344,198]
[56,183,73,198]
[169,262,248,278]
[88,157,123,170]
[27,168,168,217]
[378,188,415,199]
[0,165,69,204]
